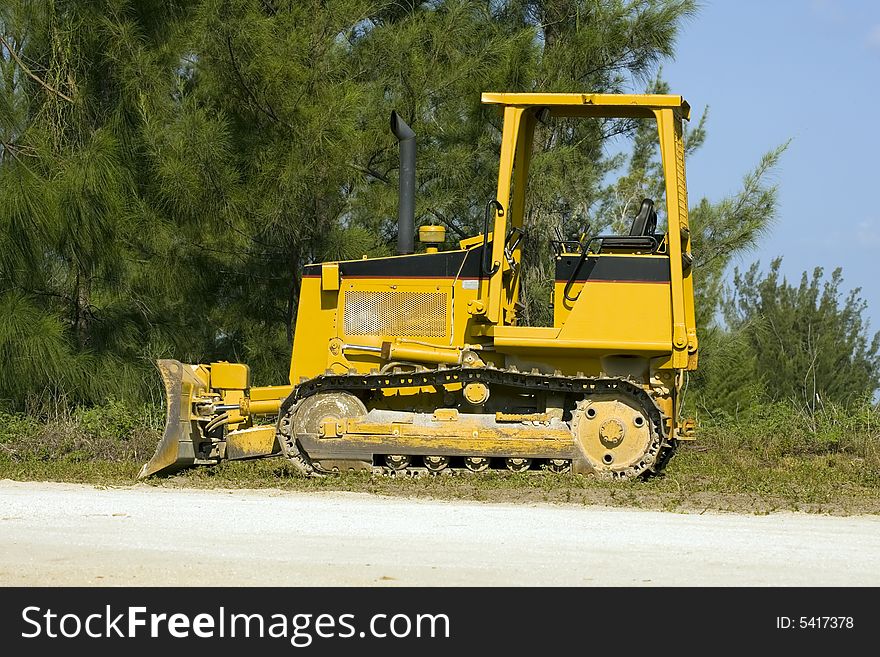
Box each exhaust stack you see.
[390,111,415,255]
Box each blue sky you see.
[659,0,880,334]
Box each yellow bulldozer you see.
[140,92,698,481]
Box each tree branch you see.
[427,208,467,239]
[349,162,390,184]
[225,35,293,131]
[0,33,74,103]
[0,139,38,158]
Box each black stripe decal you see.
[555,254,670,283]
[303,245,486,280]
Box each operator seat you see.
[628,198,657,236]
[591,198,659,252]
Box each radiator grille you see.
[344,291,447,337]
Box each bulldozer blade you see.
[138,359,208,479]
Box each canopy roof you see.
[480,92,690,120]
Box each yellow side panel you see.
[556,281,672,348]
[210,362,249,389]
[289,276,340,384]
[250,385,294,402]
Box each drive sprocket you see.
[571,391,663,479]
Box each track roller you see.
[385,454,411,471]
[424,455,450,472]
[505,457,531,472]
[545,459,571,474]
[464,456,490,472]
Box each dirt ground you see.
[2,479,880,586]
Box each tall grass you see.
[0,399,162,464]
[696,399,880,467]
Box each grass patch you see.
[1,400,878,515]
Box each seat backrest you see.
[628,198,656,236]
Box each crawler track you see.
[276,366,675,480]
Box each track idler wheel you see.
[278,391,367,476]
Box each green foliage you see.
[685,323,763,418]
[0,401,162,463]
[0,291,88,402]
[697,398,880,465]
[0,0,202,404]
[721,258,880,407]
[74,399,155,442]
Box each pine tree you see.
[0,0,199,404]
[723,259,880,408]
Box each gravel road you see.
[1,480,878,586]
